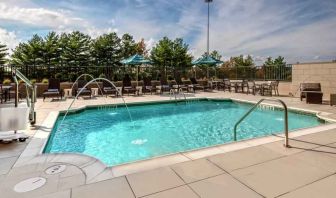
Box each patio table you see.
[230,80,243,93]
[254,81,272,96]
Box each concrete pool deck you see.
[1,91,336,197]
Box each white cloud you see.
[0,2,86,30]
[191,0,336,63]
[0,28,20,51]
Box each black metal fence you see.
[0,64,292,83]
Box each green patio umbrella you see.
[120,54,152,86]
[192,55,223,79]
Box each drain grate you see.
[14,177,46,193]
[45,164,67,175]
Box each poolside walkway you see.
[1,91,336,197]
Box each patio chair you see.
[160,77,171,93]
[0,85,5,103]
[122,75,137,96]
[261,82,273,96]
[221,79,231,92]
[300,83,323,104]
[271,81,280,96]
[174,76,189,92]
[76,80,92,98]
[102,80,118,97]
[143,77,157,95]
[189,78,211,92]
[43,79,63,101]
[247,81,256,95]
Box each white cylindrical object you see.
[0,107,29,131]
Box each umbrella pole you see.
[137,66,139,87]
[207,67,209,79]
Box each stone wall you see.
[291,62,336,100]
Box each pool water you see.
[44,100,324,166]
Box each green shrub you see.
[3,78,11,85]
[30,79,37,84]
[99,73,106,79]
[55,73,62,80]
[42,78,49,84]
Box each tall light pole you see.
[205,0,213,78]
[205,0,213,56]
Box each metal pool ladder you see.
[233,98,290,147]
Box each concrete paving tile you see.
[217,141,251,152]
[0,172,59,198]
[209,145,285,172]
[143,186,199,198]
[278,175,336,198]
[87,168,114,184]
[261,138,318,156]
[294,129,336,146]
[189,174,262,198]
[183,146,224,160]
[0,156,17,175]
[72,176,134,198]
[312,142,336,158]
[289,150,336,173]
[171,159,224,183]
[57,173,85,190]
[112,154,189,177]
[231,155,333,197]
[126,167,184,197]
[36,190,71,198]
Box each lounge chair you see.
[102,80,118,97]
[43,79,62,101]
[122,75,137,96]
[300,83,323,104]
[76,80,92,98]
[174,76,189,92]
[160,77,171,93]
[189,78,211,92]
[143,77,157,95]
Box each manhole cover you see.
[14,177,46,193]
[45,164,67,175]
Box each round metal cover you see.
[45,164,67,175]
[14,177,46,193]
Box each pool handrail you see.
[233,98,289,147]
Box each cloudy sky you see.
[0,0,335,64]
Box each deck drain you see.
[14,177,46,193]
[45,164,67,175]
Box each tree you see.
[0,42,8,65]
[263,56,287,80]
[42,32,60,76]
[264,56,286,66]
[151,37,192,79]
[62,31,91,67]
[120,33,137,59]
[136,38,148,57]
[91,32,122,78]
[231,55,254,67]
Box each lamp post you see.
[205,0,213,56]
[205,0,213,79]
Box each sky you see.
[0,0,335,64]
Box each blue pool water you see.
[44,99,324,166]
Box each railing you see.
[169,87,187,103]
[233,98,289,147]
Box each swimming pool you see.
[44,99,324,166]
